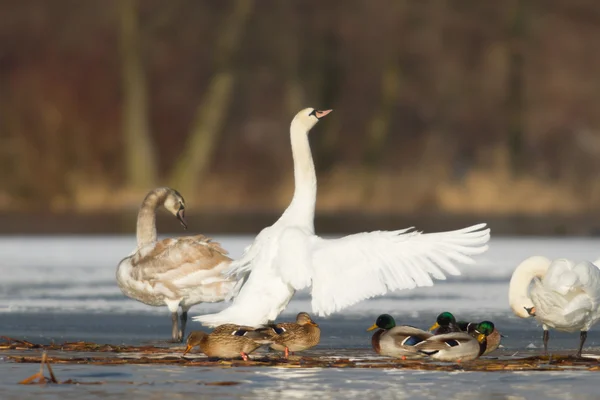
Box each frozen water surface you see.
[1,235,600,399]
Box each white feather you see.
[193,108,490,327]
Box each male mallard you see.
[416,321,495,362]
[429,312,460,334]
[367,314,433,359]
[457,320,502,355]
[264,312,320,358]
[183,324,272,360]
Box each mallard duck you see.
[367,314,432,359]
[416,321,495,362]
[264,312,320,358]
[183,324,272,360]
[429,312,460,334]
[457,320,502,355]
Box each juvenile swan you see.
[509,256,600,357]
[117,187,236,342]
[194,108,490,328]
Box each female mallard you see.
[117,187,238,342]
[367,314,432,359]
[183,324,273,360]
[416,321,495,362]
[457,320,502,355]
[265,312,320,358]
[429,312,460,334]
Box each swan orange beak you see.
[315,109,333,119]
[367,323,379,332]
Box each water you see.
[1,235,600,399]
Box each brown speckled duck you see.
[265,312,320,358]
[183,324,273,360]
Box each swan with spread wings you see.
[193,108,490,328]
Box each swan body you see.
[117,187,237,341]
[193,108,490,328]
[509,256,600,356]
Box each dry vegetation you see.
[3,337,599,373]
[2,0,600,218]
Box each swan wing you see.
[308,223,490,316]
[132,236,233,292]
[224,226,275,278]
[572,260,600,311]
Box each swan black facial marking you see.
[309,109,318,118]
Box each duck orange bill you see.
[476,333,486,343]
[428,322,440,331]
[367,324,379,331]
[182,345,193,356]
[315,109,333,119]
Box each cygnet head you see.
[162,188,187,229]
[291,108,333,132]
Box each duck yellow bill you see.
[367,324,379,332]
[428,322,440,331]
[476,333,486,343]
[183,345,193,356]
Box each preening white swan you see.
[193,108,490,328]
[117,187,237,341]
[509,256,600,357]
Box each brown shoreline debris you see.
[19,352,58,385]
[4,338,600,373]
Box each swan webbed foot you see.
[542,329,549,355]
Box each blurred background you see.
[2,0,600,235]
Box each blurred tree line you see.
[2,0,600,217]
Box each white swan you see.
[117,187,237,341]
[193,108,490,328]
[509,256,600,357]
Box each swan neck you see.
[136,189,167,248]
[508,256,550,317]
[288,121,316,220]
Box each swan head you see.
[163,188,187,230]
[296,312,319,327]
[508,256,551,319]
[292,108,333,132]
